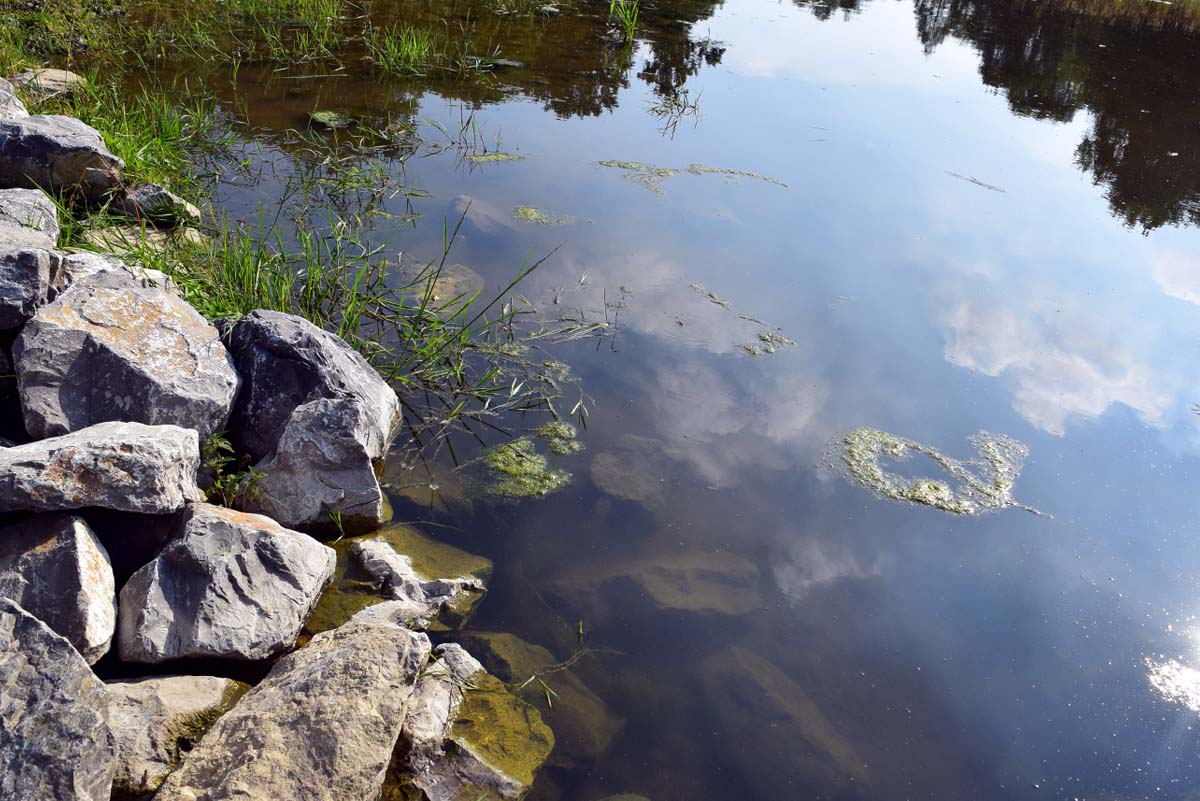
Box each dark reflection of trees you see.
[911,0,1200,231]
[794,0,867,22]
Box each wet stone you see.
[118,503,336,663]
[0,513,115,664]
[0,597,117,801]
[15,279,239,440]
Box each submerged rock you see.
[153,612,431,801]
[15,280,239,439]
[0,597,117,801]
[0,78,27,119]
[115,182,201,228]
[307,523,492,634]
[700,646,870,799]
[118,503,336,663]
[0,421,201,514]
[0,114,123,200]
[550,551,763,625]
[107,675,249,796]
[383,459,474,517]
[392,642,555,801]
[458,630,623,772]
[588,434,671,512]
[349,538,485,629]
[0,513,115,664]
[10,68,85,100]
[223,310,399,531]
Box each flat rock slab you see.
[0,513,115,663]
[10,68,85,100]
[0,421,201,514]
[0,114,123,200]
[15,280,238,439]
[119,503,336,663]
[224,310,398,531]
[0,78,27,119]
[108,675,249,796]
[153,613,431,801]
[0,186,58,247]
[54,250,178,296]
[392,640,555,801]
[0,598,117,801]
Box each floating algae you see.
[831,428,1041,516]
[466,152,525,163]
[484,438,571,498]
[536,421,582,455]
[513,205,572,225]
[598,160,789,194]
[308,110,354,129]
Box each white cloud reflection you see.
[1153,250,1200,307]
[773,538,884,604]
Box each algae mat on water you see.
[831,428,1042,515]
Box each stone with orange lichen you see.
[14,279,238,439]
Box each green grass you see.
[365,24,444,76]
[609,0,639,40]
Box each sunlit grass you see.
[365,24,444,76]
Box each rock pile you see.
[0,78,554,801]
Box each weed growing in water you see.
[609,0,639,41]
[365,24,443,76]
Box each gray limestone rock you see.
[107,675,249,795]
[15,279,238,439]
[118,503,336,663]
[116,182,201,228]
[0,513,115,663]
[0,597,117,801]
[151,613,432,801]
[10,68,85,100]
[0,421,201,514]
[0,77,27,119]
[0,188,58,329]
[0,114,123,199]
[0,186,58,246]
[54,251,178,296]
[349,538,484,630]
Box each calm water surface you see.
[167,0,1200,798]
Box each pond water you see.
[123,0,1200,798]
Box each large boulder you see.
[152,610,432,801]
[0,114,123,200]
[306,523,492,635]
[458,631,623,772]
[223,310,399,530]
[700,647,870,800]
[0,421,201,514]
[0,186,59,330]
[107,675,249,796]
[0,598,117,801]
[15,279,238,439]
[118,503,336,663]
[0,513,115,663]
[391,640,555,801]
[0,78,26,119]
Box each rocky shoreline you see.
[0,70,572,801]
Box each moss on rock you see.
[450,672,556,789]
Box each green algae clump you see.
[514,205,551,224]
[466,152,525,163]
[833,428,1040,516]
[484,438,570,498]
[536,421,582,455]
[308,110,354,129]
[450,672,556,788]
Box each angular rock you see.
[0,235,56,330]
[0,422,201,514]
[306,523,492,635]
[118,503,336,663]
[15,279,238,439]
[0,77,27,119]
[223,310,398,530]
[0,513,115,663]
[349,538,484,629]
[10,68,85,100]
[242,396,391,531]
[153,612,432,801]
[549,551,763,626]
[391,641,555,801]
[458,630,622,772]
[700,647,870,800]
[54,250,178,296]
[0,114,123,199]
[107,675,249,796]
[0,186,58,246]
[0,597,117,801]
[116,182,201,227]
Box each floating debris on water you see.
[513,206,572,225]
[690,283,797,356]
[689,282,731,308]
[831,428,1041,515]
[536,421,582,454]
[598,160,789,194]
[308,110,354,129]
[945,171,1006,193]
[466,152,525,163]
[483,438,570,498]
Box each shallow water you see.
[129,0,1200,798]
